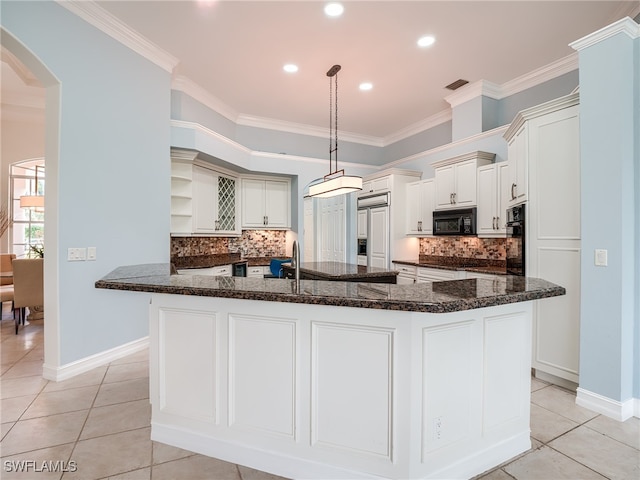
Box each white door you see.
[369,206,389,269]
[318,196,346,262]
[193,165,217,233]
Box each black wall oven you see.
[506,204,525,276]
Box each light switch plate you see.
[68,247,86,261]
[594,249,608,267]
[87,247,97,261]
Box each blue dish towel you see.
[269,258,291,278]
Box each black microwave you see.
[433,208,477,236]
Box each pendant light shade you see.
[306,65,362,198]
[20,165,45,209]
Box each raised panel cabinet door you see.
[193,165,218,233]
[264,180,290,228]
[406,182,422,234]
[357,209,368,239]
[241,179,267,228]
[421,179,435,235]
[369,206,389,269]
[434,165,455,209]
[496,162,511,233]
[454,160,477,207]
[476,164,497,236]
[507,124,528,205]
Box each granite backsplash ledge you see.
[171,230,287,259]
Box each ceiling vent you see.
[445,79,469,90]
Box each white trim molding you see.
[42,336,149,382]
[570,16,640,51]
[576,387,638,421]
[172,76,239,124]
[383,109,452,146]
[57,1,178,72]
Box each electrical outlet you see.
[68,247,86,261]
[594,249,608,267]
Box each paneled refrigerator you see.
[356,193,390,269]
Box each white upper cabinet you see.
[505,124,529,206]
[170,150,240,236]
[477,163,510,237]
[406,179,435,235]
[359,176,391,196]
[241,177,291,229]
[433,151,495,210]
[357,209,368,239]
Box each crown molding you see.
[383,109,452,146]
[504,92,579,141]
[383,125,509,169]
[570,17,640,51]
[500,53,578,97]
[444,80,502,108]
[171,119,253,155]
[237,114,384,147]
[172,76,239,124]
[431,151,496,169]
[57,0,178,72]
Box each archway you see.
[1,27,61,376]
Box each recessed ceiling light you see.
[283,64,299,73]
[324,3,344,17]
[359,82,373,91]
[417,35,436,48]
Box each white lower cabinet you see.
[247,266,269,278]
[416,267,463,283]
[176,265,232,277]
[393,263,416,284]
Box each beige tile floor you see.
[1,306,638,480]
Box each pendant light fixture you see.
[307,65,362,198]
[19,165,45,209]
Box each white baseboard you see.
[576,387,638,421]
[42,336,149,382]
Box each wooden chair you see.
[1,253,15,285]
[12,258,43,334]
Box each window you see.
[10,159,45,258]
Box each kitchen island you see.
[281,261,399,283]
[96,264,564,480]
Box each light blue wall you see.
[382,121,452,163]
[499,71,579,125]
[171,91,237,140]
[577,28,638,402]
[1,1,171,365]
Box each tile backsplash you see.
[171,230,287,259]
[419,237,506,260]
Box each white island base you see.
[149,293,533,480]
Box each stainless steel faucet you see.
[292,240,301,290]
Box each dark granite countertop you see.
[95,263,564,314]
[393,256,508,275]
[171,254,282,269]
[281,261,399,280]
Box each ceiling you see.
[3,1,639,141]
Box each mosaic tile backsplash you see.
[171,230,287,259]
[419,237,506,261]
